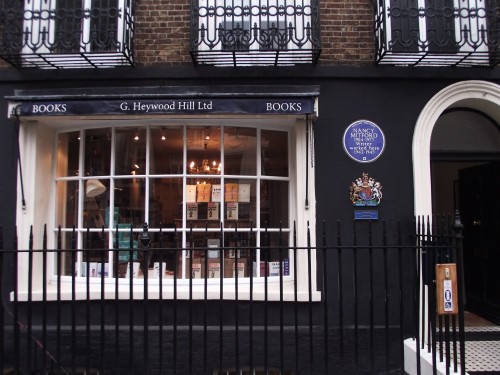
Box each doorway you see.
[430,109,500,324]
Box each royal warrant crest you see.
[349,173,383,206]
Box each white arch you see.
[413,80,500,216]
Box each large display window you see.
[55,124,292,281]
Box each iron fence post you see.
[451,211,466,375]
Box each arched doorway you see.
[413,80,500,324]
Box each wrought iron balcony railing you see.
[375,0,500,67]
[0,0,134,69]
[190,0,321,66]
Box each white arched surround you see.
[413,80,500,216]
[407,80,500,375]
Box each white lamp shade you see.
[86,179,106,197]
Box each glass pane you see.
[224,127,257,175]
[149,178,183,228]
[115,128,146,176]
[186,178,222,228]
[150,127,183,175]
[59,232,78,276]
[261,129,288,177]
[56,131,80,177]
[56,180,79,228]
[113,178,145,226]
[260,180,289,227]
[84,128,111,176]
[224,231,255,278]
[223,179,256,228]
[187,126,221,175]
[83,179,110,229]
[259,232,290,276]
[179,232,253,279]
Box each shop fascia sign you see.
[13,97,316,116]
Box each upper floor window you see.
[0,0,134,68]
[191,0,321,66]
[24,0,126,54]
[375,0,500,66]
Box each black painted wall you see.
[1,66,498,373]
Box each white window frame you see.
[197,0,313,64]
[12,114,319,302]
[384,0,489,58]
[22,0,127,56]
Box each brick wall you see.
[318,0,374,65]
[134,0,193,67]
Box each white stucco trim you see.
[413,80,500,217]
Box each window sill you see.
[12,277,322,302]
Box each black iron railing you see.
[190,0,321,66]
[0,0,135,68]
[375,0,500,67]
[0,217,466,374]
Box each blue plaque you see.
[354,210,379,220]
[343,120,385,163]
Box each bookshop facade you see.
[9,86,319,299]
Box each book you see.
[125,262,141,279]
[268,261,281,276]
[207,238,220,258]
[153,262,167,279]
[89,262,98,278]
[233,262,245,278]
[207,261,221,278]
[283,258,290,276]
[211,185,222,202]
[253,261,266,277]
[196,183,211,202]
[238,184,251,202]
[97,263,109,277]
[224,183,239,202]
[252,261,289,277]
[207,202,219,220]
[191,263,202,279]
[186,202,198,220]
[186,185,197,203]
[226,202,238,220]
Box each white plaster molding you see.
[413,80,500,217]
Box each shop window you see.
[55,125,294,283]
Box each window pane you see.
[84,128,111,176]
[187,126,221,175]
[223,179,256,228]
[60,232,77,276]
[261,129,288,177]
[83,178,109,228]
[113,178,145,226]
[149,178,183,228]
[115,128,146,176]
[260,180,289,227]
[224,127,257,175]
[56,180,79,228]
[186,178,222,228]
[259,232,290,276]
[90,0,119,52]
[54,0,82,53]
[150,127,183,175]
[56,131,80,177]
